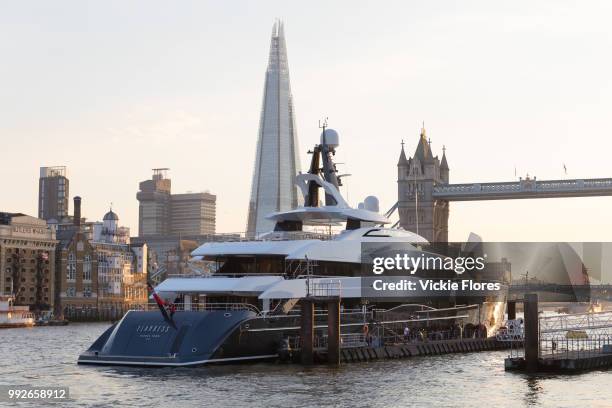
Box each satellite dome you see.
[103,210,119,221]
[320,128,339,149]
[363,196,380,213]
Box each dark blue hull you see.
[78,310,281,367]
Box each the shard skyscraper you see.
[246,20,301,236]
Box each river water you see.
[0,323,610,407]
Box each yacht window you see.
[363,229,391,238]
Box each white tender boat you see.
[0,295,34,328]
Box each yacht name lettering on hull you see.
[136,325,171,339]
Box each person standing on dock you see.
[404,326,410,342]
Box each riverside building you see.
[0,212,57,310]
[56,197,148,320]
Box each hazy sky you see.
[2,1,612,241]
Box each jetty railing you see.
[508,311,612,359]
[288,326,487,351]
[286,333,370,351]
[539,311,612,337]
[538,311,612,358]
[540,335,612,359]
[508,310,612,359]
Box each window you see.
[67,253,76,281]
[83,255,92,281]
[363,229,391,238]
[66,287,76,297]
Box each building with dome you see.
[92,208,130,244]
[55,197,148,320]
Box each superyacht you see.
[79,127,507,366]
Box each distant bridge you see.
[433,178,612,201]
[389,176,612,239]
[395,130,612,242]
[509,284,612,302]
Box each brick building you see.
[55,197,148,320]
[0,213,57,311]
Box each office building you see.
[136,170,216,237]
[170,192,216,235]
[38,166,69,221]
[136,168,171,236]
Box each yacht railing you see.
[286,258,319,278]
[307,280,342,297]
[140,302,260,314]
[282,307,374,317]
[197,230,338,242]
[165,274,209,279]
[214,273,286,277]
[165,273,285,278]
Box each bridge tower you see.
[397,125,449,242]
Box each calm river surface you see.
[0,323,610,407]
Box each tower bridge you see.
[433,178,612,201]
[394,126,612,242]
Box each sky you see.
[2,0,612,241]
